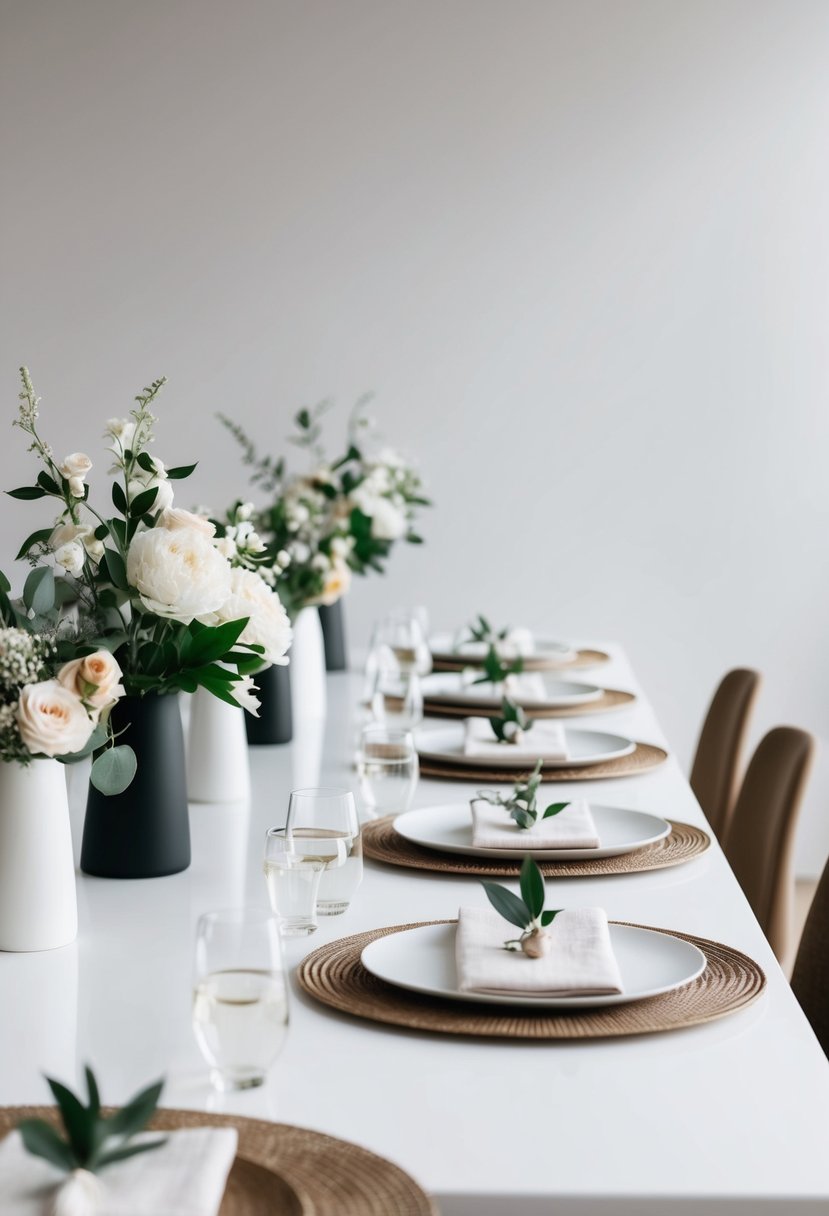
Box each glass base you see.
[318,901,349,915]
[278,921,318,937]
[210,1068,266,1092]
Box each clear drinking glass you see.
[371,609,432,676]
[192,907,289,1092]
[370,666,424,731]
[264,827,326,936]
[356,725,419,817]
[285,788,362,916]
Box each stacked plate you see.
[416,724,638,770]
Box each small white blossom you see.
[54,541,85,575]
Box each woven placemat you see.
[432,647,610,673]
[423,688,635,720]
[0,1108,436,1215]
[418,741,668,783]
[298,920,766,1040]
[362,816,710,877]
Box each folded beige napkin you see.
[0,1126,238,1215]
[463,716,569,761]
[424,672,548,702]
[470,798,600,849]
[455,906,623,996]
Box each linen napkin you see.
[0,1126,238,1216]
[424,672,548,703]
[455,906,623,996]
[470,797,600,850]
[454,627,535,660]
[463,716,569,762]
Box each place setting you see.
[427,615,611,673]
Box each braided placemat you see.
[431,647,610,673]
[418,741,668,783]
[423,688,635,720]
[362,816,710,878]
[298,921,766,1040]
[0,1108,437,1216]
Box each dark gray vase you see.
[319,599,348,671]
[81,693,190,878]
[245,663,293,745]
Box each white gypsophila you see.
[290,541,311,564]
[211,567,292,665]
[231,674,261,716]
[330,535,352,558]
[276,549,291,567]
[54,541,85,576]
[127,525,233,623]
[311,553,329,572]
[0,629,52,691]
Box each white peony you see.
[54,541,85,576]
[127,525,232,623]
[17,679,95,757]
[231,674,261,716]
[158,507,215,537]
[212,568,292,665]
[57,651,125,713]
[59,452,92,499]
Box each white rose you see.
[158,507,215,537]
[57,651,125,712]
[104,418,136,448]
[54,541,85,575]
[51,522,104,565]
[231,674,261,716]
[212,568,292,665]
[369,497,406,541]
[127,525,232,623]
[17,679,95,757]
[59,453,92,499]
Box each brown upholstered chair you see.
[724,727,814,965]
[791,858,829,1056]
[690,669,761,841]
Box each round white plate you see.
[422,674,604,709]
[361,922,706,1009]
[415,724,637,770]
[393,803,671,860]
[429,633,575,662]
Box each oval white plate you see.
[393,803,671,860]
[429,633,575,662]
[415,724,637,769]
[422,674,604,709]
[361,922,706,1009]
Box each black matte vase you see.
[319,599,348,671]
[245,663,293,745]
[81,693,190,878]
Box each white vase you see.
[187,687,251,803]
[0,758,77,952]
[290,607,327,720]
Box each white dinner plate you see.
[393,803,671,860]
[429,632,575,663]
[422,673,604,709]
[415,724,637,769]
[361,922,706,1009]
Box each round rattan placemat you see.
[431,647,610,673]
[423,688,635,720]
[362,816,710,878]
[298,921,766,1040]
[0,1108,437,1216]
[418,741,668,783]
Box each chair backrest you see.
[791,858,829,1057]
[690,669,761,841]
[724,727,814,962]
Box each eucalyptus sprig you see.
[481,856,562,957]
[470,644,524,688]
[18,1066,166,1175]
[476,759,570,829]
[488,695,534,743]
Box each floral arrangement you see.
[217,397,430,619]
[6,368,292,791]
[481,856,562,957]
[475,760,569,829]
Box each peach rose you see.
[17,680,95,757]
[57,651,125,713]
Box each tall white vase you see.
[290,606,327,720]
[187,687,251,803]
[0,758,77,952]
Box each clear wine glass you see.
[356,725,419,817]
[192,907,289,1092]
[263,827,327,936]
[370,665,424,731]
[285,788,362,916]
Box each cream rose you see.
[57,650,125,713]
[54,541,85,576]
[59,452,92,499]
[17,680,95,757]
[158,507,215,537]
[127,525,232,623]
[318,559,351,606]
[211,567,292,665]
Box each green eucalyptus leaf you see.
[519,856,545,920]
[510,807,535,830]
[90,745,137,795]
[480,881,531,930]
[18,1119,77,1171]
[23,566,55,615]
[543,802,570,819]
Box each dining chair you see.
[689,668,761,841]
[791,858,829,1056]
[724,727,814,965]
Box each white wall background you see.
[2,0,828,872]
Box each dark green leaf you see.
[480,881,531,930]
[509,807,535,830]
[37,471,60,495]
[111,481,128,515]
[46,1077,93,1160]
[18,1119,77,1171]
[6,485,48,500]
[130,486,159,517]
[85,1067,100,1116]
[96,1138,168,1168]
[105,1079,164,1137]
[519,856,545,920]
[15,528,54,560]
[90,746,137,795]
[540,909,563,927]
[135,451,156,474]
[543,802,570,819]
[23,566,55,615]
[165,462,197,480]
[101,548,128,590]
[0,570,10,594]
[93,522,110,541]
[184,618,249,666]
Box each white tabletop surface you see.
[2,644,829,1214]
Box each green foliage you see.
[471,645,524,688]
[488,695,534,744]
[90,745,138,795]
[480,856,563,947]
[18,1066,166,1175]
[476,759,569,830]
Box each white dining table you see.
[2,643,829,1214]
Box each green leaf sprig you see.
[476,759,570,829]
[18,1066,166,1175]
[488,695,534,744]
[481,856,562,957]
[465,614,509,646]
[470,644,525,689]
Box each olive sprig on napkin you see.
[487,695,535,744]
[475,759,570,829]
[481,856,562,957]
